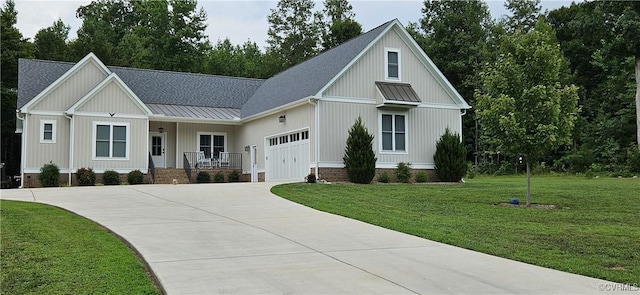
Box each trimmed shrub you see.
[39,162,60,187]
[396,162,412,183]
[415,171,428,183]
[76,167,96,186]
[343,116,377,184]
[127,170,144,185]
[213,172,225,183]
[378,172,391,183]
[103,170,120,185]
[197,171,211,183]
[228,170,240,182]
[434,128,467,182]
[305,173,316,183]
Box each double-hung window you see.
[40,120,56,143]
[381,113,406,152]
[385,48,400,80]
[94,122,129,159]
[198,132,226,159]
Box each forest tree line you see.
[1,0,639,177]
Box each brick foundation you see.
[22,172,135,188]
[317,167,438,183]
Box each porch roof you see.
[147,103,240,121]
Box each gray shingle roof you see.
[17,60,264,110]
[18,19,396,119]
[18,59,74,109]
[110,67,263,109]
[241,20,394,118]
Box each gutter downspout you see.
[460,109,467,140]
[16,111,26,188]
[64,112,73,186]
[308,97,320,179]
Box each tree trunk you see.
[635,56,640,149]
[526,162,531,207]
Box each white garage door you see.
[265,130,310,182]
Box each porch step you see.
[154,168,191,184]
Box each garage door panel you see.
[265,130,310,182]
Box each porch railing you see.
[148,152,156,184]
[183,153,192,183]
[183,152,242,170]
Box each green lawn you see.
[272,175,639,285]
[0,200,161,295]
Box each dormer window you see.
[385,48,400,80]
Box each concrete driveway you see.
[1,183,614,294]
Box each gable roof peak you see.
[241,19,397,118]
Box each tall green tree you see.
[34,19,70,61]
[70,0,136,65]
[503,0,541,33]
[320,0,362,50]
[1,0,34,176]
[475,19,579,205]
[409,0,492,163]
[343,116,377,184]
[207,39,266,78]
[266,0,322,71]
[118,0,210,72]
[599,2,640,149]
[548,2,638,168]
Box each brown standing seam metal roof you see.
[375,81,421,103]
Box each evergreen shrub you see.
[197,171,211,183]
[76,167,96,186]
[434,128,467,182]
[343,116,377,184]
[127,170,144,185]
[39,162,60,187]
[103,170,120,185]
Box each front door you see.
[149,132,166,168]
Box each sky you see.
[11,0,577,51]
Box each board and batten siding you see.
[149,121,176,168]
[322,27,454,105]
[235,103,315,173]
[76,82,145,115]
[319,100,461,167]
[72,116,148,171]
[24,114,70,172]
[318,101,376,165]
[176,123,239,168]
[30,61,108,111]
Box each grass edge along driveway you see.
[0,200,162,295]
[272,176,639,285]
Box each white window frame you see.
[197,132,227,159]
[385,48,401,81]
[40,120,56,143]
[379,111,408,154]
[92,121,130,160]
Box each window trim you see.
[197,132,227,159]
[379,111,408,154]
[385,48,401,81]
[92,121,130,160]
[40,120,56,143]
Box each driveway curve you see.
[1,183,613,294]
